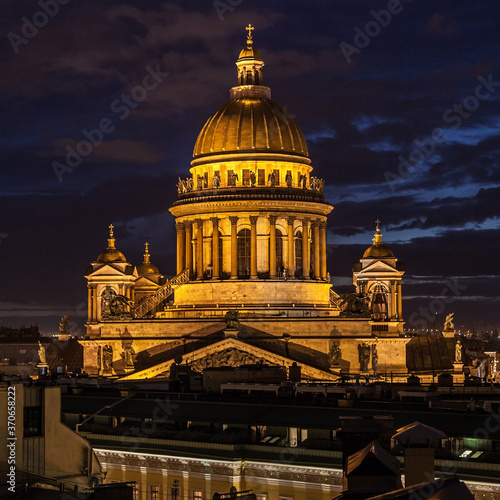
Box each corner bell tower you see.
[353,221,405,324]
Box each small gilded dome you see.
[97,248,127,263]
[137,242,159,275]
[363,244,394,259]
[362,222,395,259]
[238,44,262,61]
[97,225,127,263]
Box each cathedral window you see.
[237,228,251,278]
[371,284,388,321]
[258,169,265,186]
[276,229,284,273]
[243,169,250,186]
[273,169,280,186]
[295,230,302,276]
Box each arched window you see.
[371,284,388,321]
[295,230,302,277]
[237,229,251,278]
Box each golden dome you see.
[97,224,127,263]
[238,44,262,61]
[193,97,308,159]
[136,242,159,275]
[363,221,395,259]
[363,244,394,259]
[97,248,127,263]
[137,263,159,274]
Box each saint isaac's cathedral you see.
[80,27,409,381]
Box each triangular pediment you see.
[358,260,398,274]
[87,263,136,277]
[135,276,160,287]
[118,335,338,381]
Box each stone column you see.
[87,286,93,321]
[391,281,396,320]
[313,220,320,279]
[320,220,327,280]
[269,215,278,278]
[287,216,295,277]
[302,218,310,279]
[184,221,193,276]
[230,216,239,279]
[250,216,258,279]
[176,222,185,274]
[211,217,220,279]
[196,219,204,280]
[397,282,403,319]
[93,287,98,321]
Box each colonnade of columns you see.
[175,215,328,281]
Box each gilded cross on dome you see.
[107,224,116,249]
[373,219,382,245]
[246,24,254,41]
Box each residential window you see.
[23,406,42,437]
[132,483,139,500]
[148,484,160,500]
[257,495,267,500]
[193,490,203,500]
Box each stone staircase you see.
[133,268,190,318]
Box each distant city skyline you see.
[0,0,499,333]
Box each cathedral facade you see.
[80,28,408,381]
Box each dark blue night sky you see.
[0,0,499,334]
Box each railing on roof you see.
[133,269,189,318]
